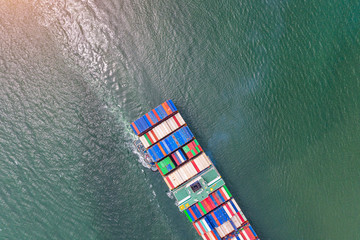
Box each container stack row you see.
[130,99,177,136]
[164,153,212,190]
[147,126,194,162]
[139,113,186,148]
[184,186,232,222]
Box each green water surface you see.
[0,0,359,239]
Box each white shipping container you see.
[169,172,179,186]
[196,153,211,170]
[223,222,234,237]
[185,163,193,178]
[175,170,184,184]
[183,165,191,180]
[197,153,205,164]
[157,125,166,138]
[216,225,225,238]
[187,163,196,176]
[215,225,225,238]
[198,158,205,170]
[226,221,234,234]
[152,126,160,140]
[222,223,230,237]
[139,136,150,148]
[198,158,205,171]
[167,118,176,131]
[176,113,186,125]
[170,117,178,130]
[187,164,196,178]
[164,153,212,189]
[163,121,172,135]
[178,167,187,182]
[182,165,190,180]
[231,214,242,228]
[157,125,165,138]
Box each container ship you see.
[131,100,259,240]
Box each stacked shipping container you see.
[130,100,177,136]
[183,139,203,159]
[147,126,194,162]
[171,149,188,165]
[156,138,205,177]
[184,186,232,222]
[156,156,176,175]
[193,198,248,239]
[139,113,186,148]
[130,100,259,240]
[164,153,212,190]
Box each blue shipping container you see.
[148,126,193,162]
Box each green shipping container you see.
[156,156,175,175]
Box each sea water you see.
[0,0,359,239]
